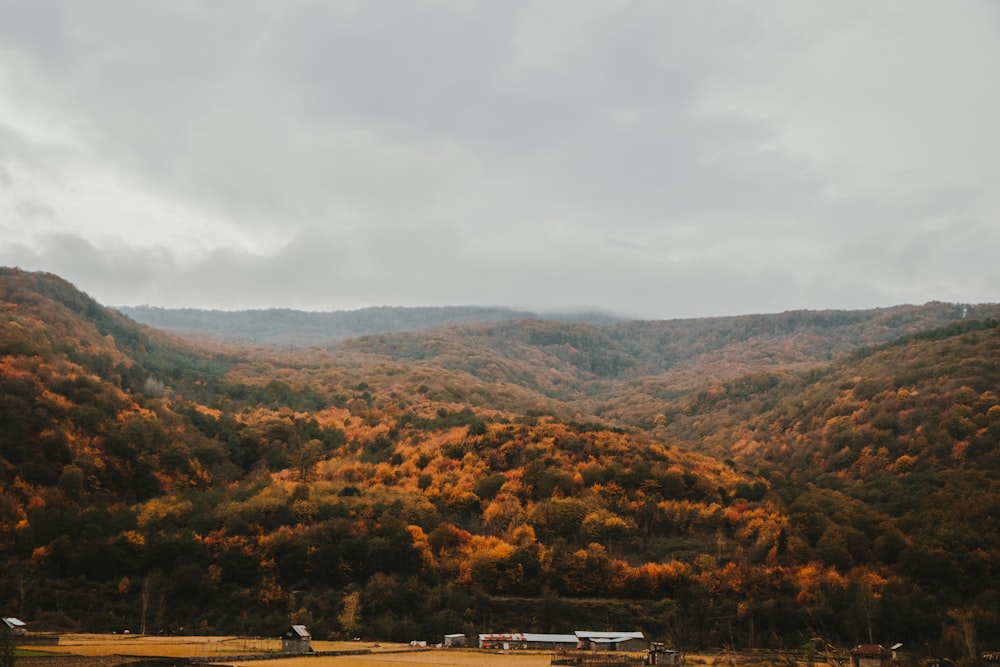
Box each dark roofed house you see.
[281,625,312,653]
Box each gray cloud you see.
[1,1,998,319]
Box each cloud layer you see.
[2,1,998,318]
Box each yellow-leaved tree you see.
[337,590,363,638]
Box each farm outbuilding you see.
[444,634,466,647]
[1,618,27,636]
[649,647,680,665]
[524,634,579,650]
[479,632,578,650]
[575,631,648,652]
[281,625,312,653]
[479,633,527,650]
[850,644,895,667]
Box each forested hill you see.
[4,266,1000,661]
[120,301,996,357]
[118,304,620,346]
[329,302,1000,434]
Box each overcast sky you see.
[1,1,998,320]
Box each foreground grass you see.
[28,635,412,659]
[24,636,558,667]
[33,634,257,658]
[24,635,759,667]
[211,650,555,667]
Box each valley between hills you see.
[3,267,1000,661]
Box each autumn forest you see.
[3,267,1000,660]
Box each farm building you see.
[524,634,580,650]
[1,618,27,636]
[480,631,650,652]
[648,643,680,665]
[480,633,527,650]
[850,644,896,667]
[444,634,466,647]
[281,625,312,653]
[478,633,580,650]
[576,631,648,652]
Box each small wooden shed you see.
[648,643,680,665]
[282,625,312,653]
[851,644,894,667]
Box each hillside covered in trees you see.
[118,304,620,347]
[3,267,1000,661]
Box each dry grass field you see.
[19,634,556,667]
[215,650,557,667]
[20,635,754,667]
[27,634,267,658]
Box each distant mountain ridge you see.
[118,304,622,346]
[118,301,1000,358]
[329,302,1000,434]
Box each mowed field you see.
[22,634,557,667]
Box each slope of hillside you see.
[4,267,1000,659]
[737,320,1000,553]
[118,304,621,346]
[331,303,1000,431]
[0,268,762,642]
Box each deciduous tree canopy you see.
[2,268,1000,656]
